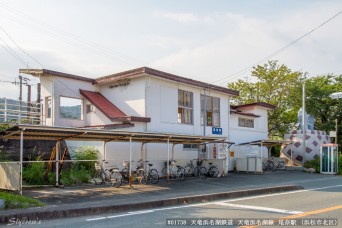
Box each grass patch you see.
[0,191,45,210]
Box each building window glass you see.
[178,90,193,124]
[60,96,83,120]
[201,95,220,127]
[183,144,199,150]
[86,104,94,113]
[45,96,51,118]
[238,117,254,128]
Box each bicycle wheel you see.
[184,165,194,177]
[277,161,286,170]
[266,161,275,171]
[199,167,207,180]
[93,170,104,185]
[121,168,129,182]
[208,166,219,178]
[104,169,112,182]
[148,169,159,184]
[176,167,186,181]
[193,167,200,177]
[136,169,145,184]
[110,172,122,188]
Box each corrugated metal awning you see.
[0,124,232,145]
[236,139,292,147]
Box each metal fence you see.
[0,99,43,124]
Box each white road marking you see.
[221,184,342,203]
[215,202,303,214]
[85,184,342,222]
[128,210,155,215]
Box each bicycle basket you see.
[196,160,203,166]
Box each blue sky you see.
[0,0,341,100]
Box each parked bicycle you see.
[195,160,219,179]
[161,160,186,181]
[141,161,159,184]
[262,158,286,172]
[121,160,145,184]
[92,161,122,188]
[184,159,198,177]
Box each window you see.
[238,117,254,128]
[86,104,94,113]
[183,144,199,150]
[201,95,220,126]
[60,97,83,120]
[45,96,51,118]
[178,90,193,124]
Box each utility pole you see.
[27,84,31,123]
[15,75,30,124]
[302,73,307,165]
[18,75,23,123]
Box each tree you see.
[228,60,304,137]
[304,74,342,146]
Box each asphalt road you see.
[6,177,341,228]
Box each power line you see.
[0,25,43,68]
[0,2,147,67]
[210,10,342,85]
[0,36,27,66]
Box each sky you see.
[0,0,342,101]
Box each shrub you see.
[338,155,342,175]
[22,152,46,185]
[303,157,320,173]
[59,146,98,185]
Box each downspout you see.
[51,77,55,126]
[227,96,230,141]
[203,89,207,136]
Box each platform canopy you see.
[236,139,293,147]
[0,124,231,145]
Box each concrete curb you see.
[0,185,303,224]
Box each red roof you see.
[80,89,150,123]
[80,89,126,119]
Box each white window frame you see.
[201,95,220,127]
[238,117,255,128]
[178,90,193,124]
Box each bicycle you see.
[121,160,145,185]
[92,161,122,188]
[141,161,159,184]
[184,159,198,177]
[262,158,286,172]
[196,160,219,179]
[161,160,186,181]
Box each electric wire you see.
[0,2,147,67]
[210,10,342,85]
[0,25,43,68]
[0,36,27,66]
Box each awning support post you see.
[129,136,132,186]
[19,130,24,195]
[172,144,176,161]
[103,141,107,170]
[167,138,170,183]
[55,140,60,187]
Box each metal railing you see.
[0,98,43,124]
